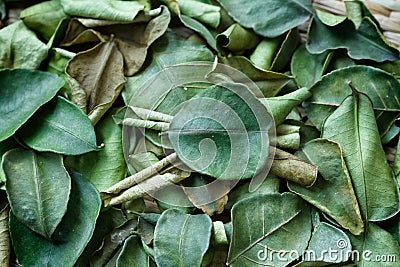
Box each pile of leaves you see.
[1,0,400,266]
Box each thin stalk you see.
[102,152,177,195]
[130,107,174,123]
[104,170,190,206]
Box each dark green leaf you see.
[291,44,332,88]
[169,83,273,180]
[117,235,154,267]
[0,69,64,142]
[9,171,101,267]
[154,209,212,267]
[19,96,98,155]
[306,16,400,62]
[304,65,400,135]
[2,149,70,239]
[217,0,312,37]
[227,193,312,266]
[76,208,127,267]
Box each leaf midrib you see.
[41,117,97,150]
[228,209,302,265]
[32,152,49,239]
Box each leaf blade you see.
[3,149,71,239]
[322,91,400,221]
[19,96,98,155]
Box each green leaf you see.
[227,193,312,266]
[216,0,312,38]
[60,0,147,21]
[20,0,68,40]
[306,16,400,62]
[322,91,400,221]
[305,222,352,263]
[315,9,346,26]
[66,110,127,192]
[122,29,214,104]
[349,223,400,267]
[179,14,218,51]
[304,65,400,135]
[0,69,64,142]
[0,205,10,266]
[216,56,292,97]
[291,44,332,88]
[9,171,101,267]
[116,235,154,267]
[66,38,126,125]
[167,0,221,28]
[263,87,311,126]
[154,209,212,267]
[276,124,301,150]
[76,208,127,267]
[288,139,364,235]
[226,174,281,209]
[18,96,98,155]
[0,20,48,69]
[2,149,71,240]
[90,219,139,266]
[168,83,273,180]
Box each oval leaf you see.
[19,96,98,155]
[322,91,400,221]
[227,193,312,266]
[217,0,312,38]
[304,65,400,134]
[168,83,273,180]
[2,149,71,239]
[0,69,64,142]
[154,209,212,267]
[288,139,364,235]
[306,16,400,62]
[9,171,101,267]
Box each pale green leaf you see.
[322,91,400,221]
